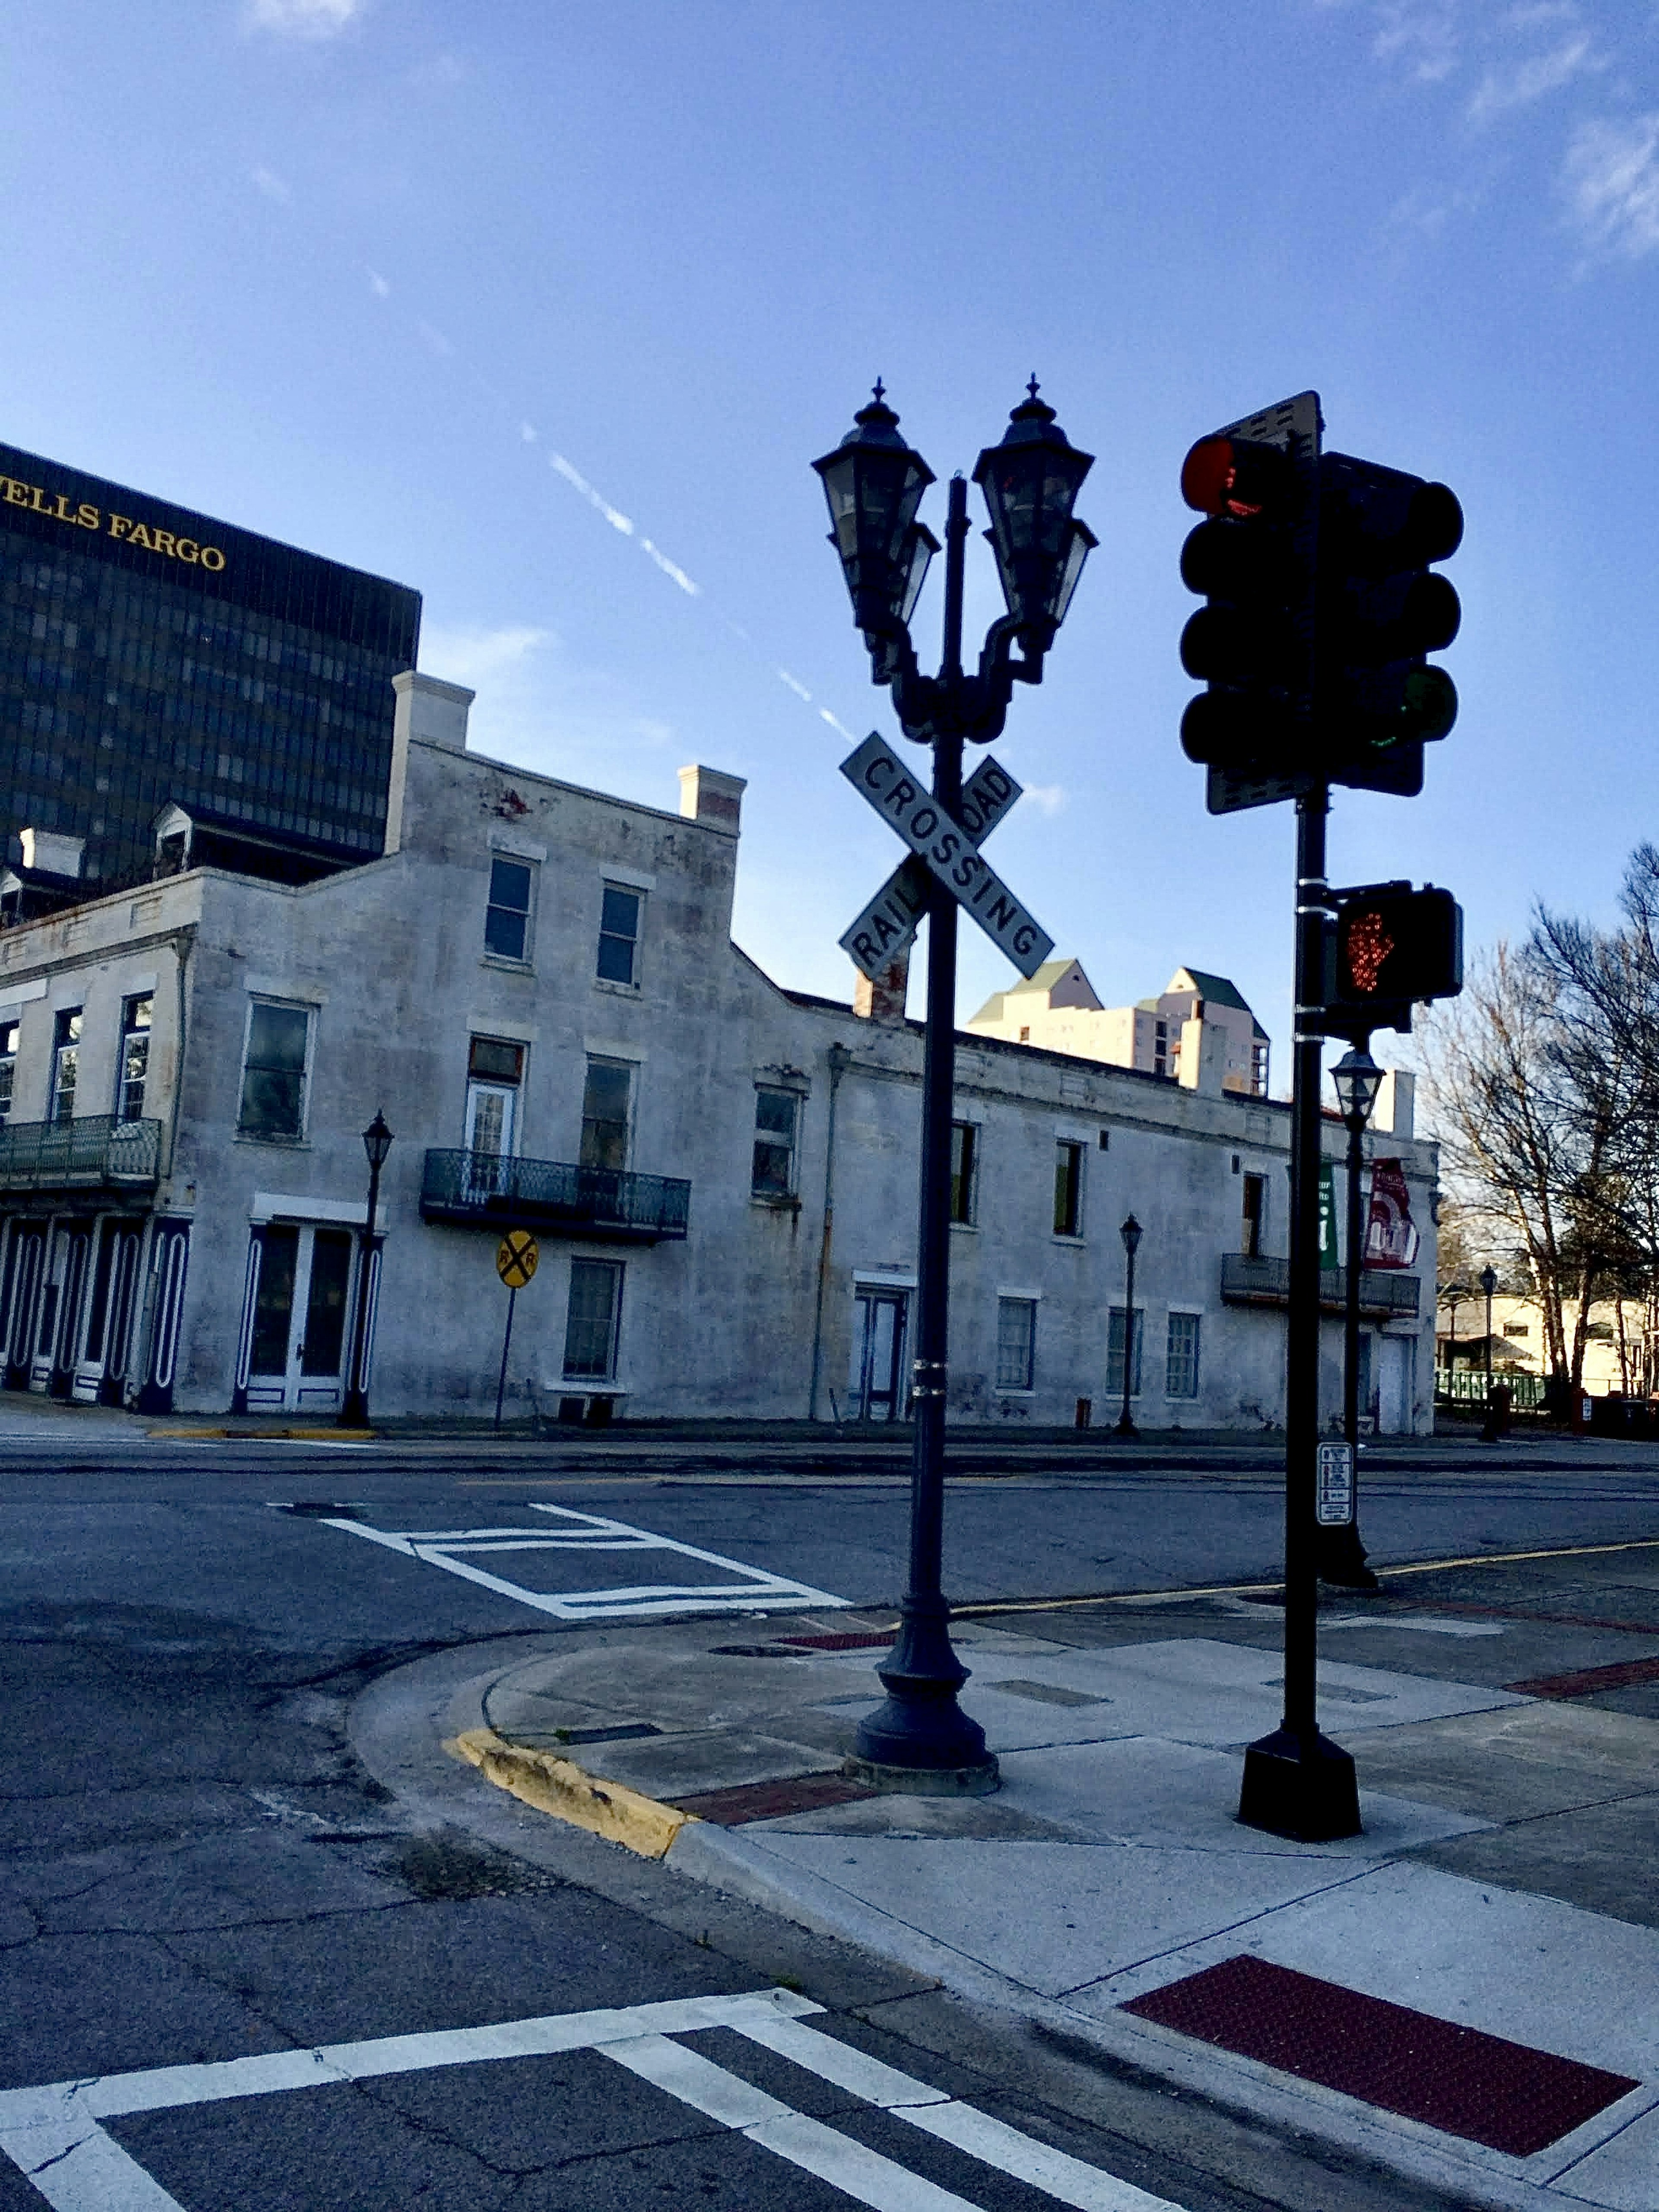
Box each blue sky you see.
[3,0,1656,1080]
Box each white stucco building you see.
[969,960,1271,1099]
[0,674,1437,1431]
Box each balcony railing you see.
[1220,1252,1421,1318]
[421,1148,690,1243]
[0,1114,162,1194]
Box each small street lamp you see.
[1480,1263,1498,1398]
[1116,1213,1143,1440]
[339,1110,393,1429]
[1325,1048,1383,1589]
[814,381,1095,1791]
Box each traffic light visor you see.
[1181,436,1289,518]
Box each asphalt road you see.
[2,1427,1655,2209]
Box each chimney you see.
[678,764,745,834]
[1376,1069,1416,1139]
[385,670,477,854]
[19,829,84,879]
[853,953,910,1026]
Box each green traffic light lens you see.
[1403,665,1457,741]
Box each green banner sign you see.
[1319,1161,1340,1269]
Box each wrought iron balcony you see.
[421,1148,690,1243]
[1220,1252,1420,1318]
[0,1114,162,1194]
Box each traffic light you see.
[1178,392,1322,813]
[1324,882,1463,1036]
[1317,456,1462,797]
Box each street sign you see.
[1316,1442,1355,1526]
[839,732,1054,980]
[839,753,1025,980]
[496,1230,539,1290]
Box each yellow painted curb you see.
[449,1727,695,1861]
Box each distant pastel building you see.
[968,961,1271,1099]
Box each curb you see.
[448,1727,696,1860]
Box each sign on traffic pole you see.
[494,1231,538,1431]
[839,732,1054,979]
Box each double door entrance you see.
[849,1286,909,1423]
[244,1224,356,1413]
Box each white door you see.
[464,1081,517,1199]
[245,1224,356,1412]
[849,1290,909,1422]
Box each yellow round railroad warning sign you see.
[496,1230,539,1289]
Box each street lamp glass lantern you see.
[1480,1265,1497,1297]
[899,521,941,629]
[1332,1047,1384,1130]
[362,1110,394,1172]
[1119,1212,1143,1257]
[972,385,1095,637]
[812,389,935,634]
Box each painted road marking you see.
[0,1989,1187,2212]
[318,1500,850,1619]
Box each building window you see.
[752,1087,799,1198]
[1154,1019,1168,1078]
[1242,1172,1266,1258]
[238,1001,311,1140]
[0,1020,16,1128]
[996,1297,1036,1392]
[564,1257,623,1379]
[484,855,535,962]
[597,884,642,986]
[1166,1312,1201,1398]
[1502,1322,1529,1339]
[1251,1039,1270,1096]
[1106,1306,1144,1398]
[118,994,152,1122]
[465,1036,524,1163]
[1053,1139,1085,1237]
[50,1008,82,1123]
[950,1122,978,1224]
[580,1057,632,1172]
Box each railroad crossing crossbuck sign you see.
[839,731,1054,980]
[496,1230,539,1290]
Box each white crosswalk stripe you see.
[0,1988,1190,2212]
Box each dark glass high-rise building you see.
[0,440,421,887]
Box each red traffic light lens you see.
[1342,909,1395,995]
[1182,438,1237,516]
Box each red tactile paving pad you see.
[1120,1955,1639,2155]
[1508,1653,1659,1699]
[672,1773,878,1824]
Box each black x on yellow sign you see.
[495,1230,539,1290]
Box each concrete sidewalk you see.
[424,1589,1659,2212]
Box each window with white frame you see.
[996,1296,1036,1392]
[0,1020,16,1129]
[1106,1305,1144,1397]
[1166,1311,1201,1398]
[752,1087,799,1198]
[564,1257,623,1379]
[50,1008,82,1123]
[597,884,643,986]
[118,995,152,1123]
[484,855,536,963]
[238,1001,312,1141]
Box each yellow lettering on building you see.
[0,480,226,572]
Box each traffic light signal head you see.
[1326,883,1463,1035]
[1177,394,1322,811]
[1318,455,1463,796]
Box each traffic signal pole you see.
[1238,788,1363,1840]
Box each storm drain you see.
[672,1773,878,1824]
[1121,1954,1638,2155]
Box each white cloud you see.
[367,269,391,299]
[519,422,537,444]
[419,623,555,692]
[1561,110,1659,259]
[1371,0,1460,85]
[1467,28,1599,124]
[640,538,699,594]
[250,165,292,203]
[1021,784,1068,817]
[246,0,362,37]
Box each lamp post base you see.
[337,1390,369,1430]
[851,1594,998,1786]
[1113,1418,1138,1440]
[1238,1727,1362,1842]
[1316,1526,1379,1589]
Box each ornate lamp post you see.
[1115,1213,1143,1439]
[1480,1263,1498,1398]
[339,1110,393,1429]
[1325,1048,1383,1588]
[814,382,1095,1790]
